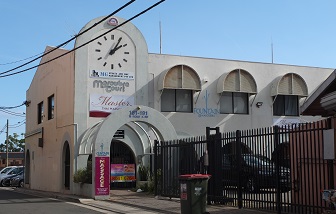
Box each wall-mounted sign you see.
[129,110,149,119]
[111,164,136,182]
[113,130,124,139]
[92,80,130,93]
[90,94,134,117]
[95,156,110,195]
[273,117,301,126]
[107,17,118,26]
[90,70,134,80]
[96,143,110,157]
[193,90,219,117]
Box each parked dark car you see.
[0,166,24,186]
[10,171,24,187]
[2,171,23,187]
[223,154,290,192]
[0,166,17,174]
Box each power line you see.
[0,41,71,66]
[8,120,26,128]
[0,119,25,135]
[0,103,25,109]
[0,0,137,77]
[0,52,44,66]
[0,0,166,78]
[0,109,25,117]
[0,125,6,135]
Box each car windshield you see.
[0,168,12,174]
[8,167,23,175]
[243,155,273,166]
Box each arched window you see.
[271,73,308,116]
[217,69,257,114]
[158,65,201,112]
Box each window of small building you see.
[271,73,308,116]
[159,65,201,113]
[273,95,298,116]
[217,69,257,115]
[161,89,193,112]
[220,92,249,114]
[38,101,44,124]
[48,95,55,120]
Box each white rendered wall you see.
[148,54,333,137]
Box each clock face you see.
[90,30,134,70]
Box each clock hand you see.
[114,45,123,51]
[109,37,122,55]
[109,45,123,55]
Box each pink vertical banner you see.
[95,156,110,195]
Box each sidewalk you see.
[14,187,270,214]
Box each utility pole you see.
[6,119,8,167]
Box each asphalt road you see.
[0,187,109,214]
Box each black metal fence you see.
[153,118,335,214]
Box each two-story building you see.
[25,16,334,199]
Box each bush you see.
[138,165,149,181]
[74,161,92,184]
[136,168,161,194]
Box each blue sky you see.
[1,0,336,144]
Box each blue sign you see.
[129,110,149,119]
[194,90,219,117]
[96,143,110,157]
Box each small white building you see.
[25,16,333,199]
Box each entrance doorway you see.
[64,141,70,190]
[110,140,136,189]
[25,150,30,185]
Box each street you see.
[0,187,108,214]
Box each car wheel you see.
[0,180,4,187]
[19,180,24,188]
[246,177,258,192]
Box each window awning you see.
[300,69,336,116]
[216,69,257,94]
[271,73,308,97]
[158,64,201,91]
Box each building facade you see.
[0,152,24,169]
[25,16,334,199]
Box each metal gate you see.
[154,118,335,213]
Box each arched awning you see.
[77,106,178,155]
[158,64,201,91]
[271,73,308,97]
[217,69,257,94]
[78,122,102,155]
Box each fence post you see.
[206,127,220,204]
[206,127,213,204]
[236,130,243,209]
[274,125,282,214]
[154,140,158,196]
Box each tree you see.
[0,133,25,152]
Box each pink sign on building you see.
[95,156,110,195]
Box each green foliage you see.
[73,160,92,184]
[137,182,154,194]
[138,165,149,181]
[137,168,162,194]
[0,133,25,152]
